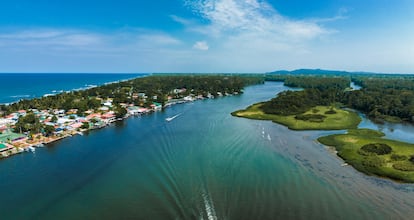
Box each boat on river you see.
[26,146,36,152]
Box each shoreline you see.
[1,74,261,160]
[0,91,232,159]
[0,73,146,105]
[232,101,414,183]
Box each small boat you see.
[28,146,36,153]
[166,113,181,122]
[341,163,349,167]
[35,143,45,147]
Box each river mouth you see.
[1,82,414,219]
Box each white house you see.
[0,118,15,127]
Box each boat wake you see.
[166,113,181,122]
[201,188,217,220]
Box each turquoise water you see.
[1,82,414,219]
[0,73,144,104]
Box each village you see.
[0,90,201,159]
[0,75,260,160]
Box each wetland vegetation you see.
[233,71,414,182]
[232,104,360,130]
[318,129,414,182]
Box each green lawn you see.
[232,104,361,130]
[318,129,414,183]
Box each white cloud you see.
[170,15,195,26]
[136,33,182,46]
[185,0,330,40]
[0,30,63,39]
[0,29,103,47]
[193,41,209,50]
[309,7,349,23]
[0,28,192,72]
[175,0,336,72]
[0,29,183,51]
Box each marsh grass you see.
[232,104,361,130]
[318,129,414,183]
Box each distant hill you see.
[267,69,413,76]
[268,69,351,75]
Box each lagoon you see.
[1,82,414,219]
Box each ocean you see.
[1,78,414,219]
[0,73,145,104]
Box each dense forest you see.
[0,75,263,115]
[284,76,349,90]
[262,74,414,123]
[345,76,414,122]
[260,77,348,115]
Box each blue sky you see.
[0,0,413,73]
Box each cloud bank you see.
[186,0,329,39]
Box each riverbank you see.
[232,103,361,130]
[318,129,414,183]
[0,90,238,159]
[1,106,155,158]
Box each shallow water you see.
[1,82,414,219]
[358,114,414,144]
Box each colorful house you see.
[86,113,102,120]
[101,113,116,120]
[68,122,83,130]
[0,143,7,152]
[151,102,162,111]
[0,130,27,143]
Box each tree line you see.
[261,74,414,123]
[344,77,414,122]
[0,75,264,115]
[260,77,348,115]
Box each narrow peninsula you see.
[232,104,360,130]
[0,74,263,159]
[232,76,361,130]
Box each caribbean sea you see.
[0,73,145,104]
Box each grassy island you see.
[318,129,414,183]
[232,76,361,130]
[232,103,361,130]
